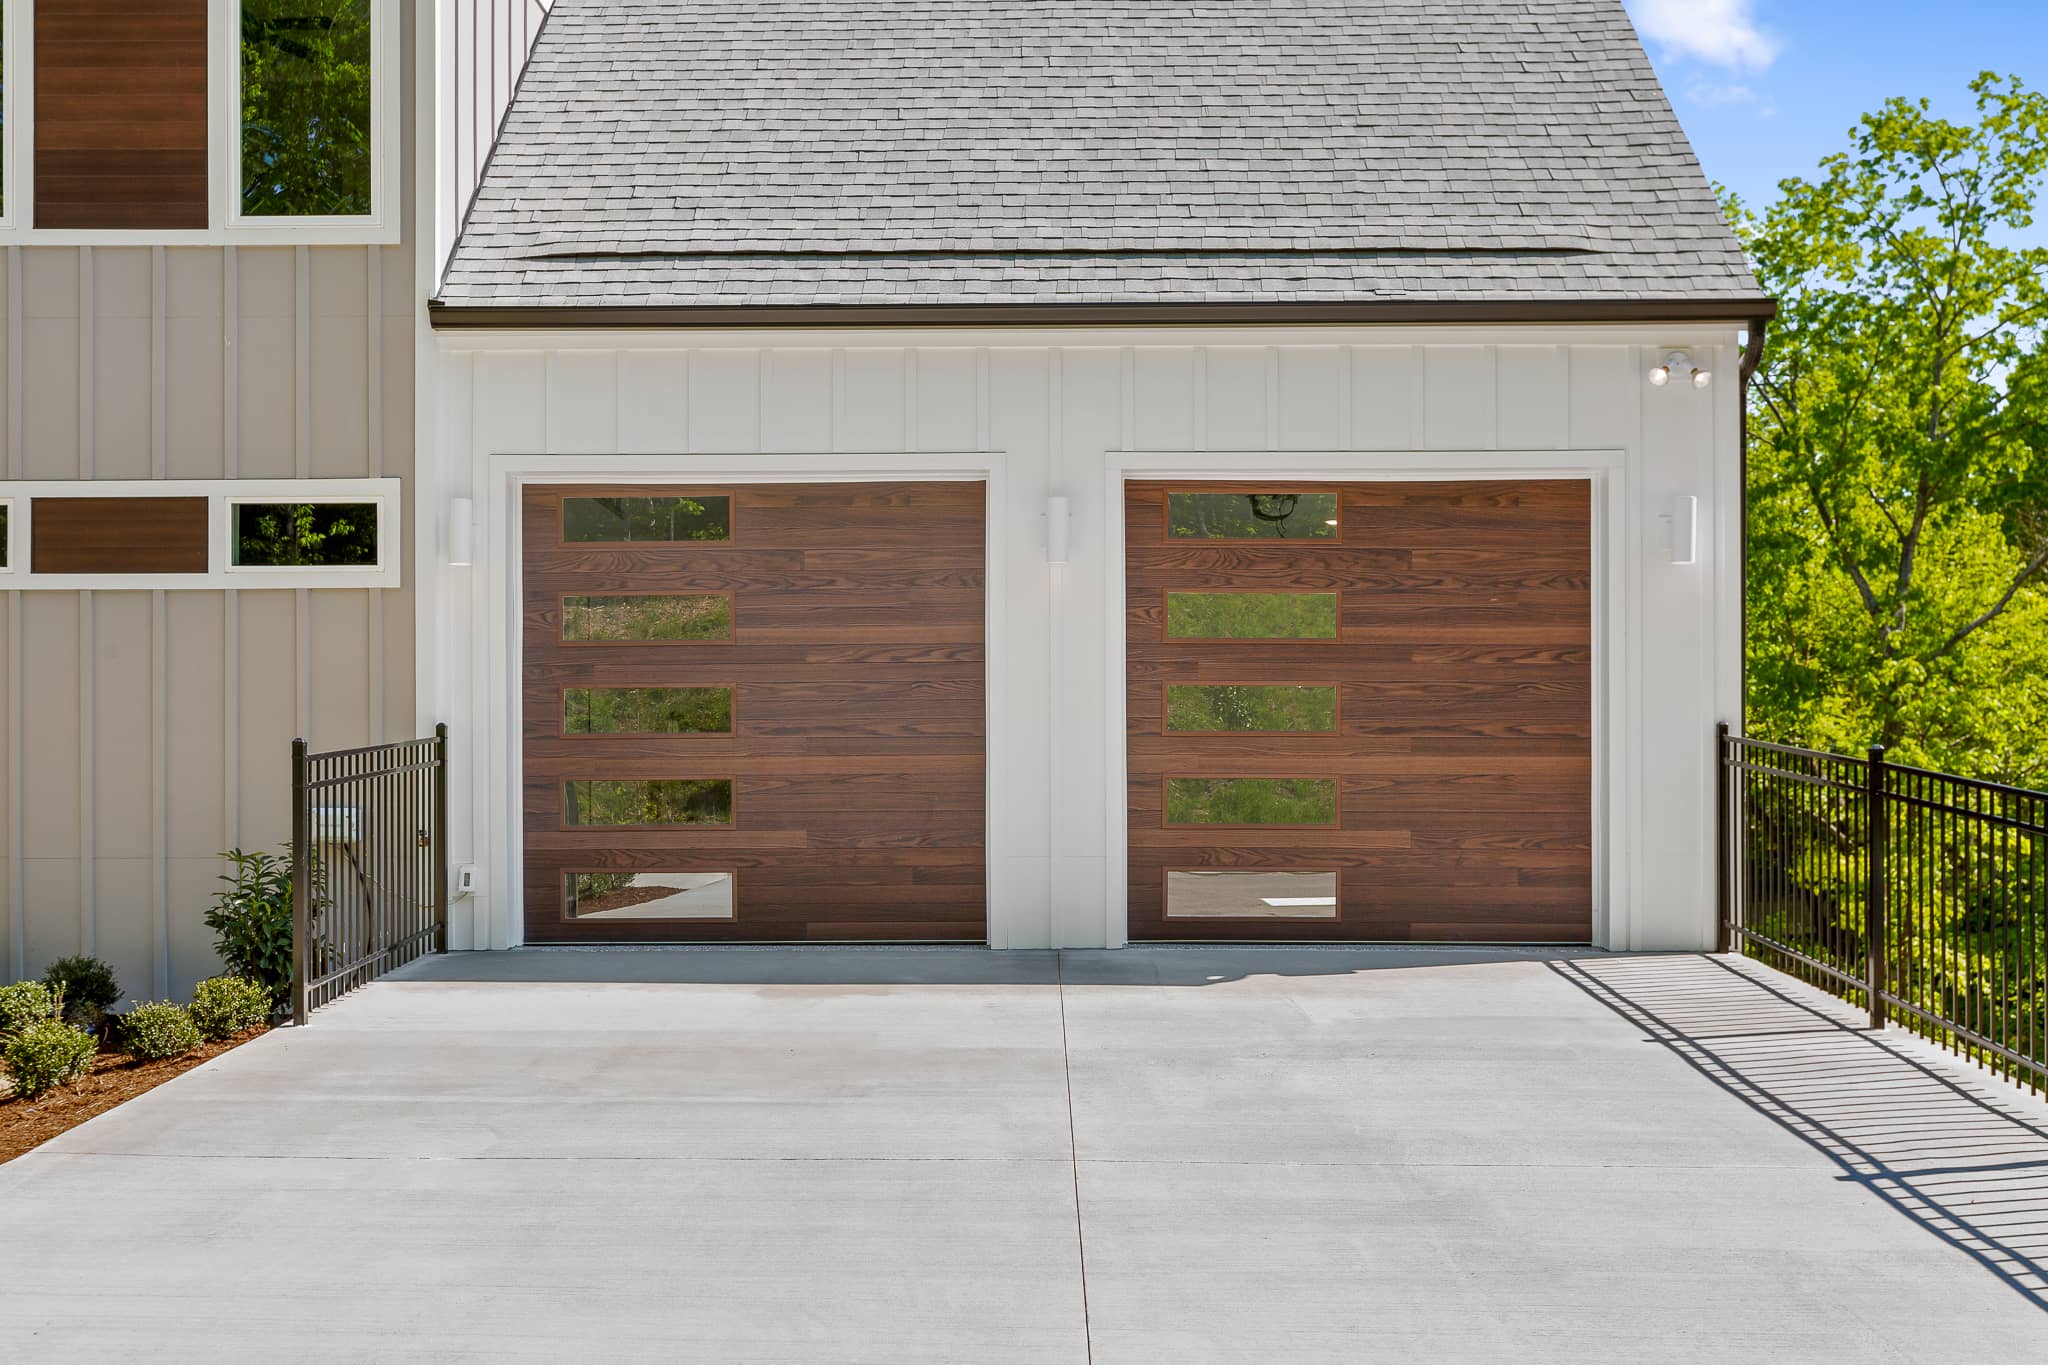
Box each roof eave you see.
[427,297,1780,331]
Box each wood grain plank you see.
[34,0,209,229]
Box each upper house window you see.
[8,0,396,237]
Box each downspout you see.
[1735,315,1770,735]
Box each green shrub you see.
[205,849,302,1002]
[42,956,122,1026]
[121,1001,202,1061]
[3,1019,98,1098]
[0,980,57,1033]
[189,976,273,1042]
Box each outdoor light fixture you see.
[447,497,476,566]
[1649,350,1712,389]
[1666,494,1699,565]
[1045,495,1071,564]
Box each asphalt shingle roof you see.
[438,0,1766,313]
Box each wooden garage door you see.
[1125,480,1592,941]
[522,482,986,942]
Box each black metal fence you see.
[1719,724,2048,1090]
[290,726,449,1021]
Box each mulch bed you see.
[0,1027,270,1165]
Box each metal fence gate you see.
[289,725,449,1020]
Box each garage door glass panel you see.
[562,594,732,642]
[1168,491,1337,539]
[1166,684,1337,733]
[1167,870,1339,920]
[1165,778,1337,826]
[563,686,734,735]
[1165,592,1337,640]
[565,871,736,921]
[563,779,734,827]
[562,495,731,542]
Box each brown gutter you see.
[1734,313,1773,740]
[428,297,1780,330]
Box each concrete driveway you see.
[2,947,2045,1361]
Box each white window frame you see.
[3,478,402,588]
[0,495,19,575]
[0,0,400,243]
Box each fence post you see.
[433,722,450,953]
[1716,722,1732,954]
[1865,744,1888,1030]
[290,737,311,1026]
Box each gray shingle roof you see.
[438,0,1766,313]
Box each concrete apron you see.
[1,946,2044,1362]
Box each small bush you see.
[189,976,272,1042]
[3,1019,98,1098]
[206,849,308,1004]
[121,1001,202,1061]
[0,980,57,1033]
[42,956,122,1026]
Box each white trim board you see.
[464,454,1009,952]
[0,478,403,589]
[1097,452,1627,951]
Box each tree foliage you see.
[1735,73,2048,785]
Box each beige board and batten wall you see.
[0,244,417,999]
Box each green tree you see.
[1735,73,2048,784]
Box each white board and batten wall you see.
[427,323,1744,954]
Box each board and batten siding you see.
[0,245,417,999]
[431,327,1743,955]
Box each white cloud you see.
[1629,0,1781,71]
[1685,79,1777,116]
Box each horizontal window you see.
[232,503,378,567]
[0,479,400,588]
[565,871,736,922]
[1168,491,1338,540]
[1165,778,1338,827]
[1165,593,1338,640]
[563,495,732,544]
[562,594,732,642]
[563,779,734,828]
[1166,684,1337,733]
[1166,870,1339,920]
[563,687,734,736]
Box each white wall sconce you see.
[1648,350,1712,389]
[1045,495,1071,565]
[1663,494,1699,565]
[447,497,476,567]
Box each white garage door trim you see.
[462,452,1007,952]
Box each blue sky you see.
[1626,0,2045,219]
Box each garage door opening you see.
[1125,480,1593,942]
[522,481,987,943]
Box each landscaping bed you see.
[0,1025,270,1164]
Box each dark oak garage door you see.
[1125,480,1592,942]
[522,482,986,942]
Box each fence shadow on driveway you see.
[1553,953,2048,1311]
